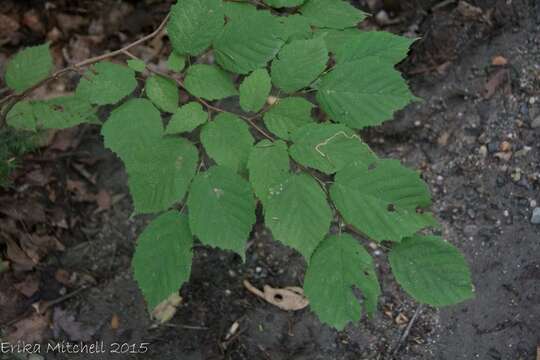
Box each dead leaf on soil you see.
[20,234,65,264]
[54,269,97,288]
[0,14,20,42]
[7,311,50,344]
[66,179,95,202]
[151,293,183,324]
[52,308,95,342]
[395,312,409,325]
[491,55,508,66]
[25,168,52,187]
[47,128,80,151]
[5,236,35,270]
[22,9,45,34]
[0,199,47,224]
[14,274,40,298]
[110,314,120,330]
[243,280,309,311]
[457,1,483,19]
[224,321,240,341]
[483,68,510,99]
[95,189,112,213]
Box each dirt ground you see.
[0,0,539,359]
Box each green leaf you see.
[5,44,53,93]
[300,0,367,29]
[133,211,193,310]
[247,140,290,205]
[289,123,376,175]
[389,235,474,306]
[224,2,258,20]
[145,75,179,113]
[335,31,415,65]
[6,101,38,131]
[187,166,256,258]
[102,99,162,161]
[279,15,312,41]
[124,137,198,214]
[239,69,271,113]
[7,96,96,130]
[304,234,380,330]
[167,0,224,56]
[330,159,438,242]
[264,173,331,260]
[76,61,137,105]
[102,99,198,214]
[127,59,146,72]
[316,57,419,129]
[167,52,186,72]
[263,97,314,140]
[200,113,254,172]
[313,28,361,54]
[265,0,305,8]
[165,102,208,134]
[214,10,285,74]
[184,64,238,101]
[271,37,328,93]
[32,96,97,129]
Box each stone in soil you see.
[531,207,540,224]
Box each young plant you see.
[0,0,473,330]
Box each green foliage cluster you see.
[2,0,473,329]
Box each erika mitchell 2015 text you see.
[1,341,150,354]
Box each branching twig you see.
[144,58,275,141]
[0,13,171,127]
[0,11,276,142]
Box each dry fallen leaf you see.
[14,274,40,298]
[457,0,483,19]
[151,293,182,324]
[20,234,65,264]
[224,321,240,341]
[111,314,120,330]
[5,237,35,270]
[395,312,409,325]
[0,14,20,39]
[243,280,309,311]
[95,189,112,213]
[483,68,510,99]
[492,55,508,66]
[7,312,50,343]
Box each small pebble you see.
[479,145,488,157]
[255,266,262,273]
[464,225,478,236]
[531,208,540,224]
[375,10,391,25]
[511,168,522,182]
[267,96,278,105]
[530,200,537,208]
[531,116,540,128]
[500,141,511,152]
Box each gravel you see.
[530,207,540,224]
